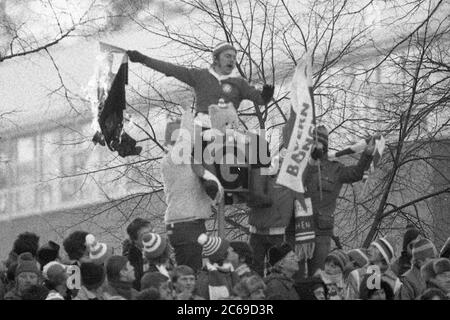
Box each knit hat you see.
[212,42,236,58]
[403,225,421,252]
[313,125,328,150]
[268,242,293,267]
[85,234,111,265]
[371,237,396,264]
[142,233,168,260]
[37,241,60,268]
[197,233,230,263]
[80,262,105,290]
[42,261,67,286]
[421,259,437,282]
[440,237,450,259]
[229,241,254,265]
[106,255,129,282]
[347,248,370,268]
[326,249,350,271]
[421,258,450,283]
[412,238,437,262]
[434,258,450,275]
[140,271,169,291]
[15,252,41,278]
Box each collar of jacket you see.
[206,261,234,273]
[127,244,143,262]
[79,286,100,300]
[107,280,134,299]
[156,264,170,279]
[267,269,295,285]
[235,264,251,277]
[208,66,238,82]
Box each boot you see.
[247,168,272,208]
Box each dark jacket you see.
[264,270,300,300]
[140,56,267,114]
[4,288,21,300]
[397,265,426,300]
[195,268,240,300]
[123,241,144,291]
[391,252,412,277]
[103,280,138,300]
[303,153,373,236]
[247,175,296,233]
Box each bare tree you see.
[17,0,449,250]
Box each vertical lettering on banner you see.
[276,56,314,193]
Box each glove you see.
[203,169,224,203]
[203,179,219,201]
[364,136,376,155]
[126,50,146,63]
[261,84,275,103]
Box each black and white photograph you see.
[0,0,449,305]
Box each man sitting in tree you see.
[127,42,275,207]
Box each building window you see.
[16,136,37,186]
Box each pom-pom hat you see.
[197,233,230,262]
[142,233,168,260]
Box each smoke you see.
[103,0,185,32]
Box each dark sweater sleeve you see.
[141,56,198,88]
[240,79,266,105]
[337,152,373,184]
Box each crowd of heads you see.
[1,222,449,300]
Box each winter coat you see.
[234,264,259,280]
[0,276,6,300]
[346,265,402,299]
[195,267,240,300]
[345,268,364,300]
[391,252,412,277]
[396,265,426,300]
[162,110,214,225]
[315,269,346,300]
[247,175,296,234]
[303,153,373,236]
[4,288,21,300]
[264,270,300,300]
[102,280,139,300]
[139,56,267,114]
[123,241,144,291]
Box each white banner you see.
[276,56,314,193]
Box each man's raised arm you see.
[127,50,198,88]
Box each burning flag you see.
[86,42,142,157]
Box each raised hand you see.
[261,84,275,103]
[126,50,146,63]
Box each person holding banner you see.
[276,55,376,280]
[294,126,375,277]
